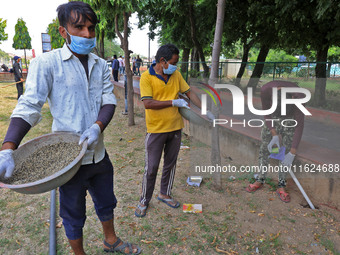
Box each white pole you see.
[289,169,315,210]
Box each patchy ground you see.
[0,85,339,254]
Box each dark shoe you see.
[104,238,141,254]
[157,196,180,208]
[134,204,148,217]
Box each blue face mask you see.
[65,29,96,55]
[163,60,177,75]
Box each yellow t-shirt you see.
[140,65,190,133]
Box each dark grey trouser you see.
[16,82,23,99]
[139,130,182,206]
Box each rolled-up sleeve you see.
[101,62,117,106]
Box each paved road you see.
[218,98,340,152]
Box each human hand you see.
[172,99,190,109]
[0,149,15,179]
[267,135,280,153]
[79,123,101,150]
[282,152,295,167]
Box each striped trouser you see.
[139,130,182,206]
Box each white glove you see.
[282,152,295,167]
[0,149,15,179]
[206,111,215,122]
[79,123,101,150]
[172,99,190,109]
[267,135,280,153]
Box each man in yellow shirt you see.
[135,44,200,217]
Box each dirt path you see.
[0,95,339,254]
[98,102,340,255]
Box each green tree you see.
[47,18,64,50]
[0,49,10,61]
[85,0,138,126]
[138,0,194,74]
[277,0,340,106]
[0,18,8,44]
[104,38,123,59]
[222,0,254,86]
[246,0,281,89]
[327,46,340,77]
[12,18,32,71]
[138,0,217,78]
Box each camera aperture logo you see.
[198,82,223,115]
[200,84,312,128]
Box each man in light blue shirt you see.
[0,1,140,254]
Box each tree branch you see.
[114,14,124,45]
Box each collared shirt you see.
[11,44,117,165]
[140,63,190,133]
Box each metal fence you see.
[143,61,340,111]
[145,61,340,85]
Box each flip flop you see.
[276,189,291,203]
[157,196,180,208]
[245,183,263,193]
[104,238,141,254]
[134,204,148,218]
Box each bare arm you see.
[143,99,173,109]
[185,91,201,108]
[1,142,17,151]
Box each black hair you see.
[155,44,179,63]
[57,1,98,28]
[113,55,117,59]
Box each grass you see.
[320,237,340,255]
[0,83,340,254]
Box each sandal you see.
[276,189,290,203]
[104,238,141,254]
[245,183,263,193]
[157,196,180,208]
[134,204,148,218]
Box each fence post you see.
[219,62,222,79]
[49,189,57,255]
[273,62,276,80]
[185,61,189,82]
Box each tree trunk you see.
[235,40,254,87]
[314,45,329,107]
[247,45,270,89]
[188,2,210,78]
[326,62,332,78]
[180,48,190,74]
[115,13,135,126]
[24,49,28,73]
[190,48,200,76]
[209,0,226,189]
[99,31,105,59]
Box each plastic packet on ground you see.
[183,204,202,213]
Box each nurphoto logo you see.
[200,84,312,128]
